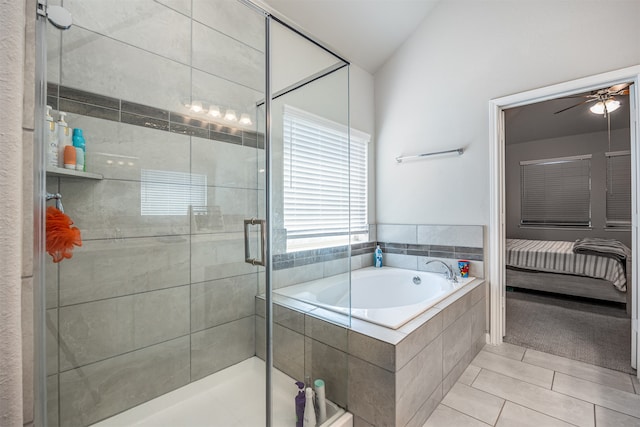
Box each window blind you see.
[283,105,369,239]
[141,169,207,216]
[520,155,591,227]
[606,151,631,227]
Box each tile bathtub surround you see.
[273,241,376,270]
[426,343,640,427]
[256,280,487,426]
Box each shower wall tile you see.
[417,225,484,248]
[46,309,58,375]
[191,69,262,120]
[349,330,395,372]
[156,0,191,16]
[192,22,264,92]
[58,286,189,370]
[273,322,305,381]
[67,0,191,64]
[192,135,259,189]
[60,179,191,240]
[305,338,348,408]
[396,335,443,426]
[59,336,190,426]
[59,236,190,306]
[190,186,258,234]
[61,26,190,113]
[377,224,418,244]
[272,263,324,289]
[190,316,255,381]
[190,274,257,332]
[191,232,258,283]
[383,252,419,270]
[64,113,191,181]
[192,0,265,52]
[45,258,58,309]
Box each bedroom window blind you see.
[606,151,631,227]
[283,105,369,246]
[520,155,591,227]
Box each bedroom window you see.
[606,151,632,228]
[283,105,369,251]
[520,155,591,227]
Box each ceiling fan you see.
[554,83,631,117]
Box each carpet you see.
[504,289,635,374]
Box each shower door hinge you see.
[36,0,47,18]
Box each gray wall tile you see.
[46,309,58,375]
[66,0,191,64]
[61,26,190,112]
[59,236,190,306]
[192,0,265,51]
[191,135,259,189]
[272,322,305,381]
[305,315,348,352]
[417,224,483,248]
[348,356,395,426]
[190,316,255,381]
[192,22,263,92]
[305,339,348,408]
[191,232,257,283]
[349,330,395,372]
[396,335,443,426]
[47,375,59,427]
[442,310,472,378]
[59,336,190,426]
[396,311,442,370]
[191,274,257,332]
[58,286,189,370]
[377,224,417,244]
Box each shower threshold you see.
[92,357,351,426]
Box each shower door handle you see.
[244,218,266,266]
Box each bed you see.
[505,238,631,307]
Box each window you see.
[141,169,207,216]
[606,151,631,227]
[520,155,591,227]
[283,105,369,250]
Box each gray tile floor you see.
[423,343,640,427]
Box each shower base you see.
[92,357,352,426]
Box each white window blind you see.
[283,105,369,240]
[520,155,591,227]
[606,151,631,227]
[141,169,207,216]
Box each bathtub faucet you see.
[424,260,458,283]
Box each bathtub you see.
[275,266,475,329]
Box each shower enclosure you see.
[36,1,357,425]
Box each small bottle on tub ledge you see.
[374,245,383,268]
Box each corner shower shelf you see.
[46,166,103,180]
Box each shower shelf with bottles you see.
[46,165,103,180]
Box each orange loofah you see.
[46,206,82,263]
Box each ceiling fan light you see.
[589,101,606,115]
[605,98,620,113]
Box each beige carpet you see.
[504,289,635,374]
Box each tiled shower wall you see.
[44,2,265,425]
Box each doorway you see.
[488,66,640,376]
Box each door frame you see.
[488,65,640,374]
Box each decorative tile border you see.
[378,242,484,261]
[273,241,376,270]
[47,83,264,148]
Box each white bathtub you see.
[275,266,475,329]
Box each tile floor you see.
[423,342,640,427]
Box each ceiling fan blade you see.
[608,82,631,93]
[553,99,595,114]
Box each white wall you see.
[374,0,640,226]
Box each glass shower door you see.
[42,1,268,425]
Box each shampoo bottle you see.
[314,379,327,424]
[45,106,58,167]
[303,387,316,427]
[72,128,86,171]
[295,381,305,427]
[374,245,383,268]
[57,112,72,167]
